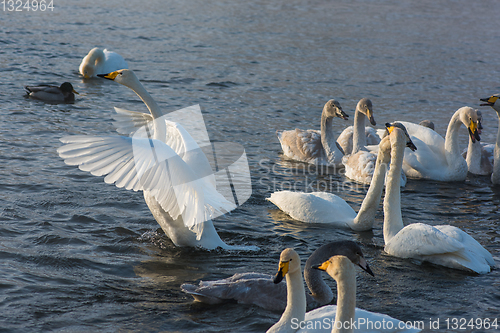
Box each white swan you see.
[79,48,128,78]
[58,69,254,250]
[462,111,494,176]
[480,94,500,184]
[277,100,349,168]
[382,125,494,274]
[267,247,420,333]
[181,241,371,311]
[267,134,391,230]
[337,98,378,155]
[397,106,481,181]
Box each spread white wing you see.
[58,131,236,239]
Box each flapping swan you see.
[277,100,349,168]
[397,106,481,181]
[79,48,128,78]
[337,98,378,155]
[181,241,369,311]
[268,247,419,333]
[267,134,392,230]
[462,111,494,175]
[58,69,252,250]
[24,82,78,103]
[383,125,494,274]
[480,94,500,184]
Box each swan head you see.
[313,255,374,281]
[80,48,105,79]
[458,107,481,143]
[324,99,349,120]
[356,98,376,125]
[273,248,301,284]
[385,122,417,151]
[480,94,500,114]
[98,69,139,88]
[59,82,79,95]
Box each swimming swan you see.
[337,98,378,156]
[267,247,419,333]
[383,125,494,274]
[277,100,349,168]
[181,241,370,311]
[267,134,391,230]
[79,48,128,78]
[58,69,252,250]
[480,94,500,184]
[24,82,78,103]
[397,106,481,181]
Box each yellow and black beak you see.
[97,71,120,80]
[273,260,290,284]
[72,89,79,95]
[480,95,499,107]
[468,119,480,143]
[385,122,417,151]
[312,260,330,272]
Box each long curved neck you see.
[124,75,164,119]
[383,134,405,244]
[90,48,105,64]
[304,255,334,305]
[351,108,366,154]
[333,269,356,333]
[321,111,342,160]
[444,110,464,166]
[351,136,391,231]
[272,269,306,332]
[492,117,500,184]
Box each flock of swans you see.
[38,47,498,332]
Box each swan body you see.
[382,126,494,274]
[79,48,128,78]
[277,100,349,167]
[182,241,370,311]
[480,94,500,184]
[267,135,391,230]
[268,246,418,333]
[59,69,253,250]
[24,82,78,103]
[398,106,480,181]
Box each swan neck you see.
[90,48,105,63]
[383,136,405,244]
[351,108,366,154]
[444,111,463,162]
[352,137,390,231]
[276,269,306,331]
[127,77,163,119]
[466,137,481,173]
[321,112,341,160]
[333,269,356,333]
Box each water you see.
[1,0,499,332]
